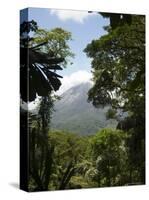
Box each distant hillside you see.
[51,82,117,135]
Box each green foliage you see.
[90,128,128,186]
[29,95,57,191]
[29,123,144,190]
[47,130,90,190]
[84,14,145,186]
[91,129,126,155]
[100,13,132,29]
[33,27,74,67]
[106,108,117,120]
[20,21,65,102]
[27,14,145,191]
[84,15,145,113]
[27,23,75,190]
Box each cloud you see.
[57,70,92,95]
[23,71,92,110]
[50,9,94,23]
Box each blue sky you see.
[27,8,109,77]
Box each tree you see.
[29,96,56,191]
[47,131,88,190]
[84,15,145,112]
[20,21,72,102]
[106,108,117,120]
[20,20,74,191]
[33,28,74,67]
[84,14,145,184]
[100,13,132,29]
[88,11,132,29]
[90,129,128,186]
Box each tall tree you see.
[90,129,128,186]
[84,15,145,112]
[33,28,74,67]
[84,14,145,184]
[20,20,74,191]
[20,21,67,102]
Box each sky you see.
[21,8,109,95]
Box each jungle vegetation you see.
[20,13,145,191]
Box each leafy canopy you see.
[20,21,74,102]
[84,15,145,115]
[90,128,128,186]
[33,27,74,67]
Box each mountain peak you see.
[61,81,91,96]
[51,82,117,135]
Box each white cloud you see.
[22,71,92,110]
[57,70,92,95]
[50,9,94,23]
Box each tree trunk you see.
[58,162,75,190]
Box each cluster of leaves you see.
[90,129,129,186]
[84,15,145,113]
[106,108,117,120]
[47,131,90,190]
[100,13,132,29]
[84,14,145,184]
[20,20,75,190]
[25,13,145,191]
[29,128,93,191]
[29,126,144,191]
[20,21,74,102]
[32,28,74,67]
[28,96,55,191]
